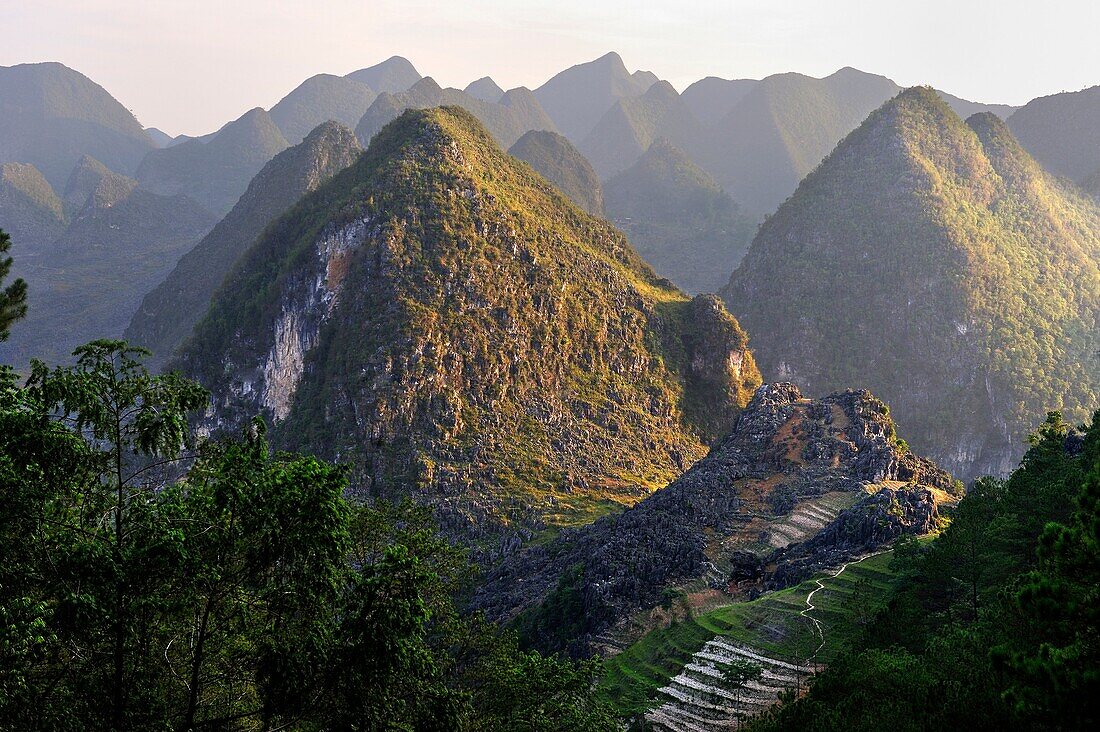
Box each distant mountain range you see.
[354,76,556,149]
[0,62,153,190]
[0,155,215,368]
[604,140,755,295]
[135,107,291,216]
[1007,85,1100,183]
[2,52,1097,491]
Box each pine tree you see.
[0,229,28,342]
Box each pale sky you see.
[2,0,1098,137]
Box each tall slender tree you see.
[0,229,28,341]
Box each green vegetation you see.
[179,106,759,537]
[125,121,362,369]
[509,129,605,215]
[605,139,756,294]
[599,551,902,717]
[0,338,617,730]
[0,229,27,341]
[724,87,1100,481]
[748,410,1100,731]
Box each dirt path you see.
[799,550,889,662]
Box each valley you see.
[1,16,1098,729]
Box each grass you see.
[598,551,902,717]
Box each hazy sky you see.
[3,0,1098,136]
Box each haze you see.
[2,0,1099,137]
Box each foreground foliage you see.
[0,340,615,730]
[748,410,1100,731]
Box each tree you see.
[1,340,620,731]
[0,229,27,341]
[719,658,763,726]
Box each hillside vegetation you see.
[508,129,605,216]
[126,122,363,368]
[175,107,760,548]
[723,88,1100,481]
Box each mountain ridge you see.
[175,106,762,547]
[721,87,1100,480]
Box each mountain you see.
[693,67,1016,215]
[604,140,755,295]
[145,127,177,148]
[1007,85,1100,182]
[475,382,956,656]
[700,67,901,214]
[680,77,758,125]
[722,87,1100,481]
[354,77,557,148]
[579,79,706,178]
[135,107,289,215]
[174,107,761,548]
[126,122,362,368]
[269,73,377,143]
[344,56,421,93]
[533,52,657,142]
[935,90,1018,121]
[1083,168,1100,200]
[508,130,604,216]
[0,162,67,247]
[465,76,505,103]
[0,156,216,368]
[61,154,137,215]
[0,62,153,189]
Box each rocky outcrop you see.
[125,121,362,368]
[473,383,954,656]
[764,486,938,590]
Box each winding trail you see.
[799,550,889,663]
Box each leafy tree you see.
[747,409,1100,732]
[0,339,618,731]
[0,229,28,341]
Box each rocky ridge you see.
[474,383,955,656]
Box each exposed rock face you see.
[764,486,938,590]
[473,383,954,656]
[175,107,760,549]
[125,121,362,368]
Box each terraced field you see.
[599,551,901,727]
